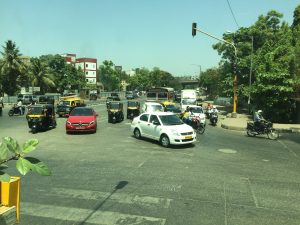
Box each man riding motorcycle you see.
[253,110,267,131]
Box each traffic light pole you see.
[192,24,238,114]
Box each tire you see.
[197,124,205,134]
[8,110,13,117]
[134,128,141,139]
[267,129,279,140]
[160,134,170,148]
[247,129,256,137]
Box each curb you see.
[221,123,300,133]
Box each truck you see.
[180,89,197,112]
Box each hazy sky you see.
[0,0,299,77]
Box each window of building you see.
[86,72,88,75]
[86,64,88,68]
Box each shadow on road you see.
[78,181,129,225]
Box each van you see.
[17,94,38,105]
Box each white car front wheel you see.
[134,128,141,139]
[160,135,170,148]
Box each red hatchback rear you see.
[66,107,98,133]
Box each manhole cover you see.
[218,149,237,154]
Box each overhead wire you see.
[226,0,240,29]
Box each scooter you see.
[210,112,218,126]
[8,106,25,116]
[191,116,205,134]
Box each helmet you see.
[213,106,216,109]
[257,110,262,114]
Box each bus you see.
[146,87,174,102]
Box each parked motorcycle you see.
[210,112,218,126]
[8,106,25,116]
[246,121,279,140]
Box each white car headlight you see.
[66,121,71,125]
[171,129,180,136]
[89,121,95,125]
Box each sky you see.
[0,0,299,77]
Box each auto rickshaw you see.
[56,96,85,117]
[127,101,140,119]
[26,104,56,133]
[107,102,124,123]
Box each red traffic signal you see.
[192,23,197,37]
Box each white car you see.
[131,112,196,147]
[188,106,206,125]
[141,102,164,113]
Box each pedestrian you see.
[0,96,4,116]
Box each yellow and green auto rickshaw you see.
[26,104,56,133]
[107,102,124,123]
[127,101,140,119]
[56,96,85,117]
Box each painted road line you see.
[41,187,172,209]
[21,202,166,225]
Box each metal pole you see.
[195,28,237,114]
[248,36,253,114]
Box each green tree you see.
[29,58,55,94]
[99,60,120,91]
[0,40,24,95]
[213,10,297,122]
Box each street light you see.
[192,23,238,115]
[190,64,202,80]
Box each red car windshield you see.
[70,108,93,116]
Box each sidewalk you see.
[220,113,300,133]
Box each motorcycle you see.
[210,112,218,126]
[246,121,279,140]
[8,106,25,116]
[192,116,205,134]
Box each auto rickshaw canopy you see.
[107,102,123,110]
[127,101,140,108]
[27,104,55,116]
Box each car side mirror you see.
[65,114,70,117]
[96,114,98,116]
[153,121,160,126]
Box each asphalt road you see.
[1,103,300,225]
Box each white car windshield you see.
[190,107,203,113]
[148,105,163,112]
[159,115,184,126]
[182,99,196,105]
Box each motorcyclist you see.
[253,110,267,131]
[182,106,192,125]
[208,105,218,114]
[17,100,23,114]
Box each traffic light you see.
[192,22,197,37]
[232,63,237,74]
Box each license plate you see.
[76,127,85,129]
[185,136,192,139]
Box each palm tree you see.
[29,58,55,94]
[0,40,24,95]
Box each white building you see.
[75,58,97,84]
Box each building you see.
[75,58,97,84]
[61,53,76,65]
[61,54,97,85]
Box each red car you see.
[66,107,98,134]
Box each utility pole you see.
[248,36,254,114]
[192,23,237,115]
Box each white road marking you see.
[21,202,166,225]
[41,187,172,209]
[242,177,259,208]
[277,139,299,158]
